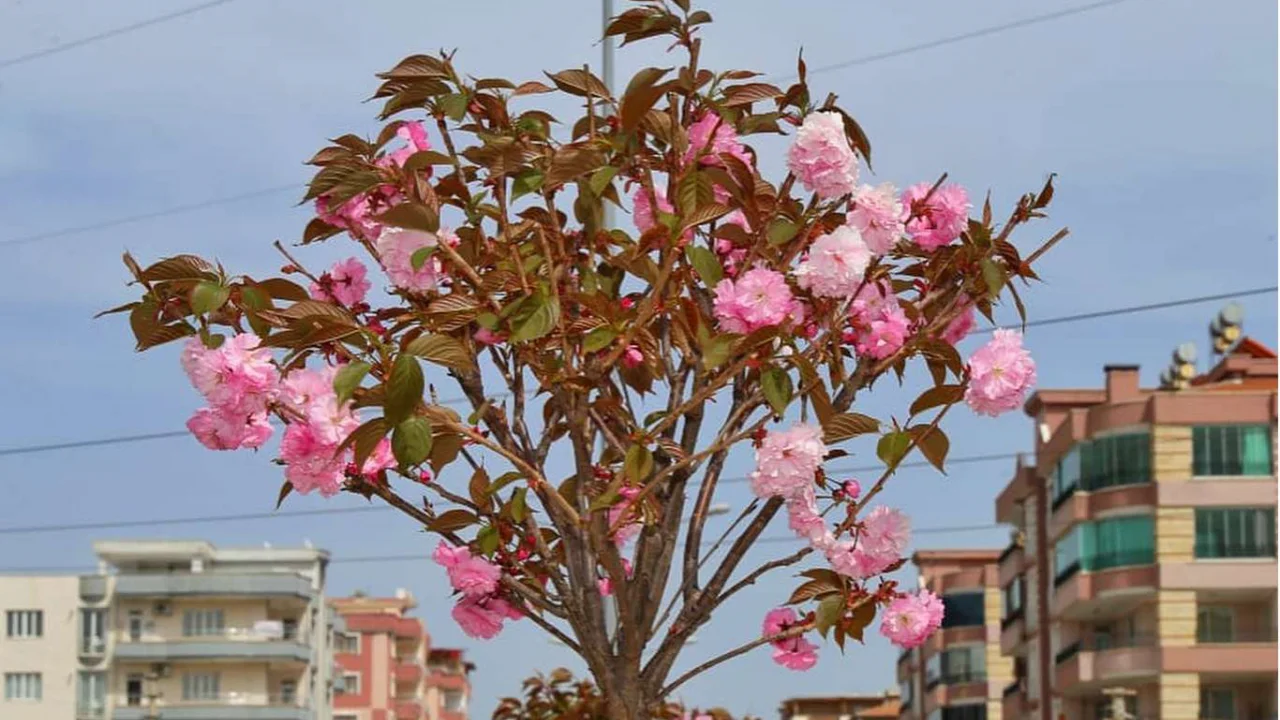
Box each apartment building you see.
[331,591,471,720]
[0,539,335,720]
[993,337,1278,720]
[897,550,1013,720]
[778,690,900,719]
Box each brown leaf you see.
[378,54,450,80]
[721,82,783,107]
[137,322,195,351]
[405,334,475,371]
[909,384,964,416]
[619,67,672,131]
[908,424,951,474]
[545,145,604,188]
[512,80,555,97]
[844,601,877,643]
[140,255,216,283]
[822,413,880,444]
[545,69,613,101]
[786,578,841,605]
[679,203,733,232]
[257,278,311,302]
[429,509,478,532]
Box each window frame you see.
[939,591,985,629]
[181,672,221,702]
[1200,687,1236,720]
[339,672,361,695]
[334,631,361,654]
[1196,606,1236,643]
[181,609,225,638]
[5,610,43,639]
[4,672,43,701]
[1194,507,1278,559]
[1194,424,1274,478]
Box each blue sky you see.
[0,0,1275,716]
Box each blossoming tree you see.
[109,3,1060,717]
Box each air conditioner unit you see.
[151,663,171,678]
[153,602,172,616]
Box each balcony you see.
[1165,628,1279,675]
[114,698,308,720]
[344,613,422,638]
[80,575,108,602]
[1000,611,1025,655]
[997,542,1024,587]
[926,671,988,708]
[394,699,423,719]
[1049,482,1157,542]
[113,629,310,663]
[1001,682,1026,720]
[1055,633,1161,690]
[395,662,423,685]
[427,670,469,691]
[1052,553,1158,620]
[112,573,313,598]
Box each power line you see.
[0,0,242,71]
[801,0,1134,78]
[1,284,1271,460]
[0,184,298,248]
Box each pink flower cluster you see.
[848,183,906,254]
[433,541,522,639]
[181,334,278,451]
[315,184,404,241]
[941,299,976,345]
[374,226,458,293]
[825,506,910,579]
[794,225,872,299]
[762,608,818,671]
[608,486,643,546]
[748,423,827,500]
[786,111,858,200]
[879,589,945,648]
[684,111,752,169]
[713,267,805,334]
[964,329,1036,417]
[596,558,634,597]
[278,365,394,496]
[380,121,432,169]
[902,182,970,251]
[846,281,911,360]
[309,257,371,307]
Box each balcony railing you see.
[112,696,307,720]
[1002,681,1023,699]
[1055,549,1157,587]
[76,704,106,719]
[1078,632,1157,652]
[1000,608,1024,630]
[1195,627,1278,644]
[112,573,313,598]
[1194,541,1279,560]
[112,629,310,662]
[998,540,1022,564]
[926,670,987,689]
[1054,641,1081,665]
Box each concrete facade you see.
[993,339,1278,720]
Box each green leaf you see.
[510,295,559,343]
[766,218,798,246]
[238,285,270,311]
[583,327,617,354]
[685,246,723,287]
[476,312,499,330]
[405,334,475,371]
[822,413,880,443]
[909,384,964,417]
[511,487,528,523]
[477,526,500,556]
[384,355,424,424]
[333,361,372,405]
[588,166,619,197]
[981,257,1007,298]
[762,367,794,416]
[624,445,654,482]
[511,169,544,201]
[876,431,912,470]
[391,416,434,467]
[410,245,437,271]
[190,281,230,314]
[275,480,293,510]
[439,92,469,122]
[701,335,735,370]
[429,509,478,533]
[814,595,844,639]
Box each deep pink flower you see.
[309,257,371,307]
[848,183,906,254]
[846,283,911,360]
[361,438,396,478]
[842,479,862,499]
[965,329,1036,417]
[902,183,970,251]
[827,506,909,579]
[433,541,501,598]
[622,345,644,369]
[762,607,797,637]
[609,488,643,546]
[880,589,945,649]
[381,120,432,168]
[713,267,804,334]
[633,186,684,239]
[315,184,405,240]
[794,225,872,299]
[684,112,752,168]
[279,421,347,497]
[374,226,457,293]
[186,407,273,451]
[942,300,976,345]
[762,608,818,671]
[451,596,505,640]
[785,486,827,543]
[181,334,279,417]
[749,423,827,500]
[786,111,858,200]
[474,328,505,346]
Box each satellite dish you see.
[1159,368,1173,386]
[1210,317,1223,335]
[1219,302,1244,326]
[1173,342,1197,364]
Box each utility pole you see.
[601,0,616,232]
[1103,687,1136,720]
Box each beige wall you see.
[109,661,291,707]
[0,575,81,720]
[112,596,310,642]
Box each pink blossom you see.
[489,595,524,621]
[374,226,457,293]
[180,334,279,415]
[794,225,872,299]
[381,121,432,168]
[684,111,752,168]
[597,559,634,597]
[451,596,505,640]
[186,407,273,451]
[762,608,817,671]
[749,423,827,500]
[941,299,976,345]
[609,487,643,546]
[361,438,396,478]
[964,329,1036,417]
[279,421,347,497]
[785,485,827,543]
[879,589,945,649]
[847,283,911,360]
[433,541,501,598]
[622,345,644,369]
[827,507,910,579]
[277,366,338,417]
[315,184,405,240]
[786,111,858,200]
[848,183,906,254]
[632,186,675,236]
[474,328,505,346]
[841,479,862,499]
[902,183,970,251]
[713,267,804,334]
[309,257,371,307]
[762,607,797,637]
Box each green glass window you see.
[1053,447,1081,506]
[1194,508,1277,558]
[1082,515,1155,571]
[1194,425,1273,476]
[1080,433,1151,491]
[1053,526,1082,582]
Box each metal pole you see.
[601,0,616,232]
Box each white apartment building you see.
[1,539,338,720]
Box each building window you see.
[1080,432,1152,491]
[1197,606,1236,643]
[182,609,225,637]
[1053,446,1082,506]
[182,673,220,701]
[1200,688,1236,720]
[1053,525,1083,583]
[940,706,987,720]
[1083,515,1155,571]
[443,690,466,712]
[5,610,43,638]
[1195,508,1277,558]
[335,631,360,653]
[81,609,106,654]
[941,645,987,684]
[4,673,42,701]
[940,592,984,628]
[1001,576,1025,623]
[1091,696,1137,720]
[899,678,914,708]
[338,672,361,695]
[77,672,106,717]
[278,680,297,706]
[925,654,941,689]
[1194,425,1273,477]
